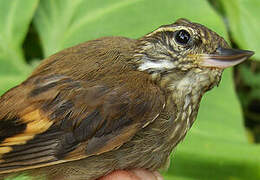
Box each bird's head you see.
[135,18,253,93]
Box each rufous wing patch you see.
[0,147,12,154]
[0,109,53,155]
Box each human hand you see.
[98,169,164,180]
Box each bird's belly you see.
[114,110,196,171]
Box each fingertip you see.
[98,169,164,180]
[98,170,140,180]
[131,169,157,180]
[153,171,164,180]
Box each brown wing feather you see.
[0,71,165,174]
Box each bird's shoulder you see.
[32,36,138,78]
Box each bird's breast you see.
[165,94,198,146]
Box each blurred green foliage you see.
[210,0,260,144]
[220,0,260,60]
[0,0,259,180]
[235,61,260,143]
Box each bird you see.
[0,18,254,180]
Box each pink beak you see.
[200,47,254,69]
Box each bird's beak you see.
[199,47,254,69]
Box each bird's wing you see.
[0,73,165,174]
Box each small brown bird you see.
[0,19,253,180]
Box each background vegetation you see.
[0,0,259,179]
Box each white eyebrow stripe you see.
[138,60,176,71]
[146,26,194,38]
[146,27,175,37]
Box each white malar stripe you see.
[138,60,176,71]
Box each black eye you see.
[175,30,191,45]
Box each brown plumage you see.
[0,19,253,179]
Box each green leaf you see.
[220,0,260,60]
[5,173,45,180]
[239,65,260,88]
[0,0,38,94]
[34,0,228,57]
[0,74,29,95]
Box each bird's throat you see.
[158,69,222,145]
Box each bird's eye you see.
[174,30,191,45]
